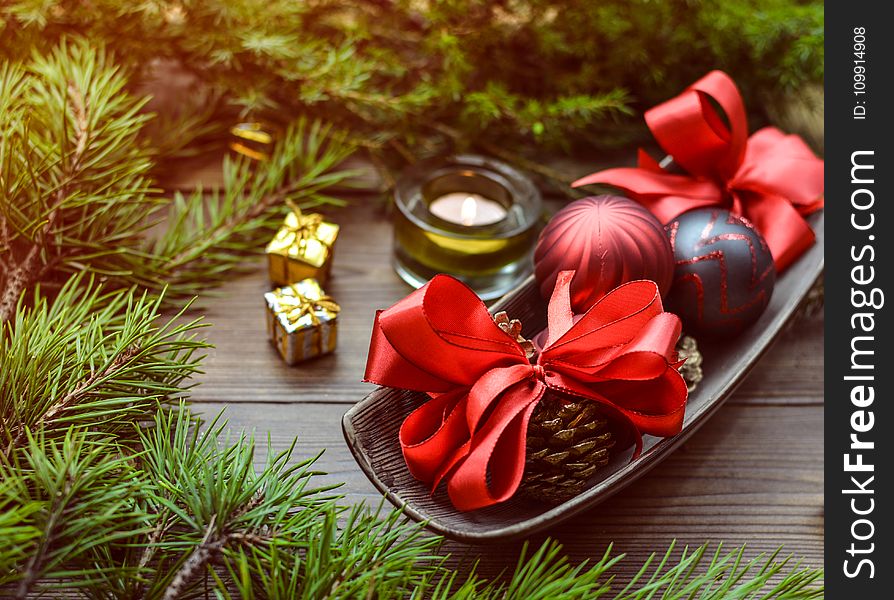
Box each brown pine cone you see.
[677,335,703,393]
[519,391,615,504]
[519,336,703,505]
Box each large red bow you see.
[364,272,688,511]
[572,70,824,272]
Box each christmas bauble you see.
[533,195,674,312]
[665,208,775,338]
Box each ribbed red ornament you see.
[534,195,674,312]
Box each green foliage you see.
[0,40,156,313]
[0,276,825,597]
[133,118,360,303]
[0,429,150,594]
[0,41,358,318]
[0,0,824,160]
[0,390,826,598]
[0,275,206,455]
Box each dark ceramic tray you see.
[343,212,824,543]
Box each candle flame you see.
[460,196,478,226]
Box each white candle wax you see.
[428,193,507,226]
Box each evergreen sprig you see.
[0,275,206,457]
[137,119,361,303]
[0,42,359,317]
[0,397,827,598]
[0,0,824,168]
[0,40,155,320]
[0,429,149,596]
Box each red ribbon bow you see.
[572,70,824,272]
[364,272,688,511]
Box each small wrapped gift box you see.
[229,121,278,161]
[266,209,339,286]
[264,279,339,365]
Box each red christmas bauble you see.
[534,195,674,312]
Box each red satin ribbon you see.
[364,271,688,511]
[572,70,824,272]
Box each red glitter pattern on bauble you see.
[534,195,674,313]
[665,208,775,338]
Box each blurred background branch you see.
[0,0,824,185]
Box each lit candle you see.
[428,193,508,226]
[392,155,542,300]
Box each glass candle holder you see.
[393,154,542,300]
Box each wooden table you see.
[187,197,824,582]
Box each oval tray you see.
[343,212,824,543]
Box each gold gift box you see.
[264,279,339,365]
[266,210,339,286]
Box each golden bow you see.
[267,210,337,268]
[278,211,325,251]
[273,281,340,330]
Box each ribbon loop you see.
[268,279,340,330]
[277,211,327,254]
[365,272,688,511]
[572,70,824,273]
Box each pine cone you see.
[519,391,615,504]
[519,335,704,505]
[797,274,824,321]
[677,335,703,393]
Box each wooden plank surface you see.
[186,197,824,582]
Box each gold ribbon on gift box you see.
[266,209,340,285]
[274,282,341,332]
[265,279,340,365]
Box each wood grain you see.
[185,198,823,582]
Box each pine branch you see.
[0,43,360,319]
[607,542,824,600]
[1,0,824,170]
[0,21,825,600]
[162,493,269,598]
[0,429,150,597]
[0,41,155,322]
[0,379,824,598]
[162,514,228,600]
[134,118,361,304]
[5,346,139,453]
[121,406,338,598]
[0,275,207,456]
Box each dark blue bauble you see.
[665,208,775,338]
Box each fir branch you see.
[608,542,824,600]
[5,345,139,453]
[163,513,228,600]
[0,41,155,322]
[162,494,270,598]
[134,118,361,303]
[125,406,338,598]
[0,22,826,600]
[0,429,150,597]
[0,275,207,456]
[0,389,824,598]
[0,43,360,318]
[2,0,825,166]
